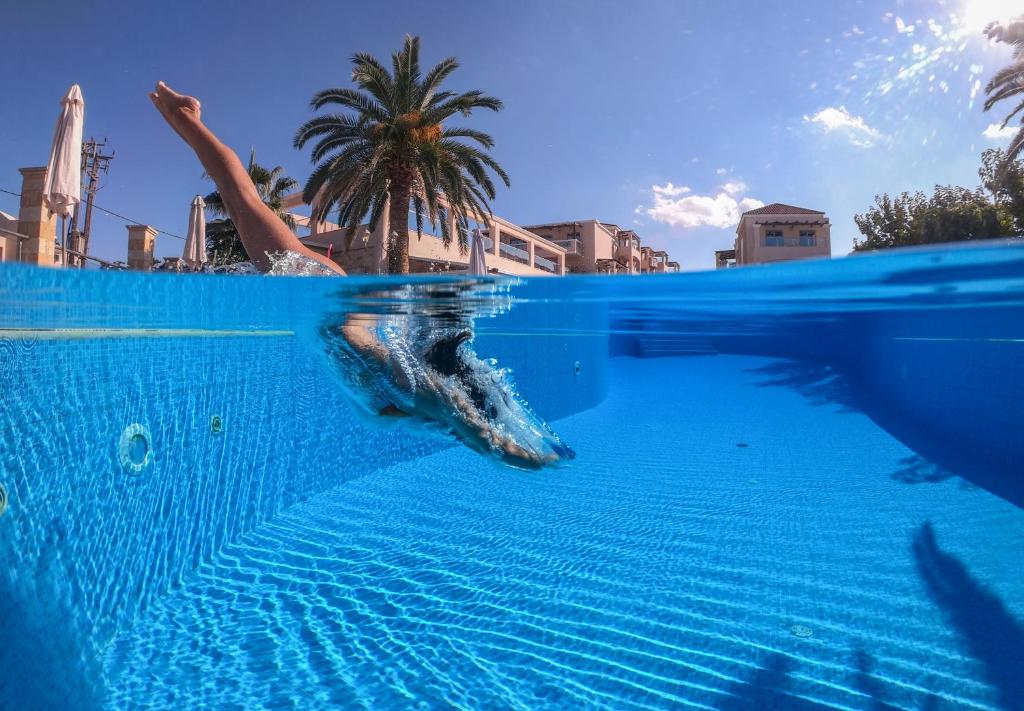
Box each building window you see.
[764,230,784,247]
[799,230,816,247]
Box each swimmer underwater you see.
[149,81,574,470]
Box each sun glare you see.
[959,0,1020,32]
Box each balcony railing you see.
[763,236,817,247]
[534,253,557,273]
[554,238,582,254]
[499,241,530,264]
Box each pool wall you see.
[610,301,1021,510]
[0,265,608,707]
[856,305,1024,505]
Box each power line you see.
[0,187,185,240]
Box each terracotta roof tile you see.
[742,203,824,216]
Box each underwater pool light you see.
[210,414,224,435]
[574,360,582,376]
[0,483,7,518]
[119,423,153,474]
[790,624,814,638]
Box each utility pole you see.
[68,138,114,267]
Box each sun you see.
[959,0,1021,32]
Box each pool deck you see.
[103,355,1024,710]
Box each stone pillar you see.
[557,253,566,275]
[16,167,57,266]
[127,225,157,271]
[489,219,500,256]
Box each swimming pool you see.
[1,242,1022,710]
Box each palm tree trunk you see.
[387,170,414,274]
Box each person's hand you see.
[149,81,203,143]
[415,370,575,470]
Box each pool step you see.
[636,334,717,358]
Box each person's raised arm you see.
[149,81,344,275]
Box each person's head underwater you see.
[319,281,575,471]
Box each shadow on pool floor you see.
[913,522,1024,711]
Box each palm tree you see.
[984,17,1024,173]
[204,149,298,265]
[294,35,510,274]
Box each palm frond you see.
[983,18,1024,176]
[419,57,459,106]
[1003,126,1024,168]
[293,114,363,150]
[441,127,495,149]
[309,88,388,123]
[351,52,396,109]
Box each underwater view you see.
[3,0,1024,708]
[1,241,1022,709]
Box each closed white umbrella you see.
[183,195,207,268]
[42,84,84,218]
[468,227,488,276]
[43,84,84,266]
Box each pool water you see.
[1,242,1022,710]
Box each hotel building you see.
[287,194,569,277]
[522,220,679,275]
[715,203,831,268]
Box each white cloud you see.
[651,182,691,198]
[715,167,727,175]
[982,122,1020,141]
[803,106,881,148]
[721,181,747,196]
[646,180,764,230]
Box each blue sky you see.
[0,0,1018,269]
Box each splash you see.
[264,250,336,276]
[314,279,575,470]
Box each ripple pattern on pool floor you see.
[103,356,1024,710]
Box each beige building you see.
[0,210,21,262]
[716,203,831,268]
[523,220,679,275]
[643,248,678,274]
[287,194,567,276]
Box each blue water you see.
[1,242,1023,710]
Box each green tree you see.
[984,17,1024,171]
[980,148,1024,234]
[852,192,923,251]
[204,149,298,266]
[853,186,1012,252]
[294,35,510,274]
